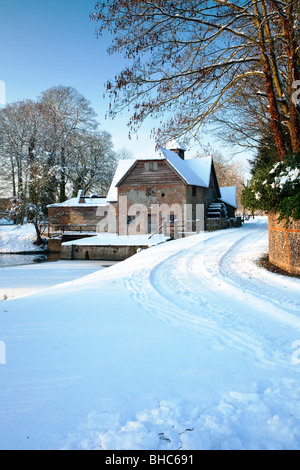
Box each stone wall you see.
[61,243,147,261]
[268,213,300,275]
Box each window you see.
[149,162,158,171]
[127,215,136,224]
[145,161,158,171]
[192,186,197,197]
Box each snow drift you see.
[0,217,300,450]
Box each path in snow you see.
[125,218,300,369]
[1,217,300,450]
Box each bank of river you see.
[0,258,117,301]
[0,252,54,268]
[0,224,120,300]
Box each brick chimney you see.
[165,138,187,160]
[77,190,86,204]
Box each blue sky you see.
[0,0,156,155]
[0,0,250,166]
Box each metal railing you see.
[148,219,203,239]
[148,220,168,239]
[41,224,98,237]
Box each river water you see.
[0,252,60,268]
[0,255,118,301]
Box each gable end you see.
[117,160,187,187]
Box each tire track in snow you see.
[149,228,277,365]
[124,220,300,368]
[218,227,300,315]
[124,230,224,329]
[153,223,300,366]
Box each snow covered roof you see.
[48,147,230,209]
[106,159,136,202]
[48,195,109,208]
[165,138,187,152]
[168,150,221,193]
[219,186,237,209]
[131,148,166,161]
[114,146,219,192]
[163,149,214,188]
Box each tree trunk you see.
[59,146,67,202]
[10,155,16,197]
[34,222,44,246]
[270,0,300,154]
[287,29,300,153]
[289,99,300,153]
[252,0,289,160]
[263,61,288,160]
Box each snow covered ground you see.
[0,217,300,450]
[0,224,45,253]
[62,233,170,247]
[0,260,115,301]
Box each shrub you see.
[242,153,300,224]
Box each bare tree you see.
[0,100,45,209]
[91,0,300,159]
[69,130,117,196]
[197,148,245,208]
[0,86,116,241]
[115,147,135,160]
[38,85,99,202]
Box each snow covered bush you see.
[242,153,300,224]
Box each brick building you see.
[48,140,238,237]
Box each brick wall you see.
[117,184,187,235]
[268,213,300,275]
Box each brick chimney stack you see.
[165,138,187,160]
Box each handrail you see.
[148,220,167,239]
[41,224,98,237]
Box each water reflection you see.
[0,253,59,268]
